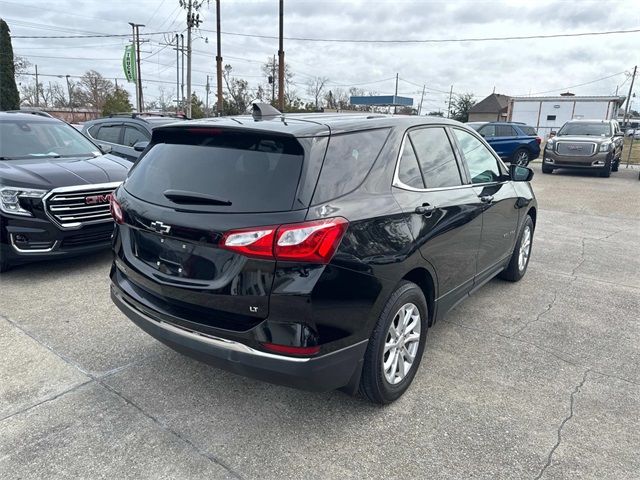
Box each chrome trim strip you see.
[43,181,121,230]
[10,235,60,254]
[113,289,313,363]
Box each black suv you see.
[82,113,186,161]
[0,111,129,272]
[110,107,537,403]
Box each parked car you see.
[466,121,541,166]
[0,111,130,272]
[82,113,187,161]
[110,105,537,404]
[542,119,624,177]
[625,127,640,139]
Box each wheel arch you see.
[527,206,537,229]
[402,268,436,327]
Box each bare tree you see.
[306,76,329,110]
[261,57,294,105]
[77,70,114,111]
[223,64,252,115]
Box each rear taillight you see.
[110,196,124,224]
[535,136,542,145]
[220,217,348,263]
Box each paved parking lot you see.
[1,163,639,479]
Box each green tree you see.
[190,92,205,118]
[450,93,476,123]
[0,19,20,110]
[102,87,132,116]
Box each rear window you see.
[520,126,538,136]
[124,128,305,213]
[312,128,390,204]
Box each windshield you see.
[558,122,611,137]
[0,119,100,160]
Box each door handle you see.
[415,203,436,215]
[479,195,494,204]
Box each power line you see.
[198,27,640,45]
[12,30,178,39]
[514,71,628,96]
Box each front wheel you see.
[359,281,428,404]
[499,215,534,282]
[599,160,612,178]
[542,164,554,174]
[512,148,530,167]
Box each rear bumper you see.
[111,285,368,392]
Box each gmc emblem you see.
[85,193,112,205]
[568,145,583,151]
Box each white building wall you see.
[511,99,619,139]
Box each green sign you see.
[122,44,137,83]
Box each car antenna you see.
[252,103,282,121]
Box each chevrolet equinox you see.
[110,105,537,403]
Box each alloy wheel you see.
[515,151,529,166]
[518,225,532,271]
[382,303,421,385]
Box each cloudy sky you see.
[2,0,639,112]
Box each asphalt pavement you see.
[1,163,639,479]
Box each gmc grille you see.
[44,182,121,229]
[556,142,596,156]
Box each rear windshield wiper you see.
[163,189,232,206]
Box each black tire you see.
[512,148,530,167]
[542,164,554,174]
[612,157,620,172]
[0,258,9,273]
[599,159,612,178]
[499,215,534,282]
[359,281,428,404]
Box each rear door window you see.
[95,124,122,144]
[409,127,462,189]
[124,128,305,213]
[496,125,516,137]
[311,128,390,204]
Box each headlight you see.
[545,141,554,151]
[0,187,48,217]
[599,142,613,152]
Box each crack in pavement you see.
[570,238,587,279]
[512,292,558,336]
[0,312,245,479]
[534,369,590,480]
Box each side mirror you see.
[97,143,112,154]
[509,164,534,182]
[133,141,149,152]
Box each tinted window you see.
[123,126,149,146]
[312,129,390,204]
[409,128,462,188]
[479,124,496,137]
[520,126,538,136]
[453,129,501,184]
[546,115,556,121]
[125,129,305,213]
[95,124,122,144]
[397,140,424,189]
[558,122,611,136]
[496,125,516,137]
[0,119,99,159]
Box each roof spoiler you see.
[252,103,282,121]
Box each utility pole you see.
[418,84,425,116]
[447,85,454,119]
[277,0,285,111]
[205,75,210,115]
[622,65,637,126]
[186,0,193,117]
[271,54,276,104]
[215,0,223,116]
[65,75,72,110]
[129,22,145,112]
[394,73,399,114]
[34,64,39,107]
[175,34,180,113]
[181,34,185,109]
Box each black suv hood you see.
[0,154,130,190]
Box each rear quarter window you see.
[520,126,538,136]
[311,128,390,204]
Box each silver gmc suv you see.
[542,119,624,177]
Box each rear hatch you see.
[117,126,323,330]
